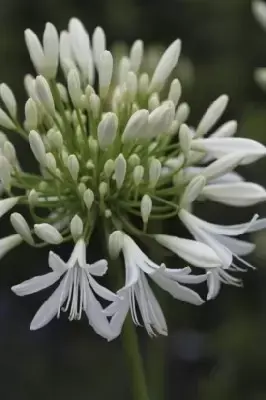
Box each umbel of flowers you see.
[0,18,265,340]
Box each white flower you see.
[179,209,258,298]
[201,182,266,206]
[12,239,117,339]
[106,233,205,338]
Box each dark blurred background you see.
[1,0,266,399]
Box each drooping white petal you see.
[85,285,114,341]
[207,270,221,300]
[30,274,70,330]
[88,274,117,302]
[179,209,258,237]
[11,271,62,296]
[191,138,266,165]
[135,273,167,336]
[155,234,221,268]
[216,235,255,256]
[151,273,204,305]
[202,182,266,206]
[108,296,129,339]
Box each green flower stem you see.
[121,315,151,400]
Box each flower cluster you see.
[0,18,265,340]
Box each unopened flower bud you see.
[10,212,34,245]
[29,130,46,165]
[122,109,149,142]
[83,188,94,210]
[35,75,55,116]
[34,223,63,244]
[141,194,152,224]
[97,112,118,149]
[133,165,144,186]
[70,214,83,241]
[0,83,17,118]
[98,50,113,98]
[149,158,161,188]
[67,154,79,181]
[108,230,124,259]
[114,154,127,189]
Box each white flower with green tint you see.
[0,18,264,340]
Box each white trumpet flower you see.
[12,239,117,339]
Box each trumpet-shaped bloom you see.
[12,239,117,340]
[106,233,206,338]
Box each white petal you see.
[151,274,204,305]
[214,235,255,256]
[12,271,62,296]
[88,275,117,302]
[109,297,129,339]
[136,274,167,336]
[87,259,108,276]
[202,182,266,206]
[30,274,70,330]
[208,172,244,185]
[196,95,229,136]
[155,234,221,268]
[191,138,266,165]
[179,209,258,237]
[48,251,68,273]
[85,285,114,340]
[207,270,221,300]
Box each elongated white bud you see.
[97,112,118,149]
[89,93,101,119]
[3,141,17,165]
[179,124,192,157]
[128,154,140,167]
[126,71,138,101]
[35,75,55,116]
[133,165,144,186]
[108,230,124,259]
[147,101,175,138]
[67,69,83,108]
[130,40,143,73]
[29,130,46,165]
[114,153,127,189]
[43,22,59,79]
[104,159,115,178]
[34,223,63,244]
[25,98,38,130]
[149,39,181,92]
[10,213,34,245]
[196,95,229,136]
[47,129,63,150]
[180,175,206,207]
[92,26,106,67]
[83,188,94,210]
[149,158,161,188]
[175,102,190,124]
[25,29,44,75]
[28,189,39,206]
[119,56,130,84]
[141,194,152,224]
[67,154,79,181]
[45,152,57,173]
[0,155,12,189]
[122,109,149,142]
[0,83,17,118]
[138,73,149,96]
[99,181,108,198]
[200,153,245,181]
[168,78,181,106]
[0,108,16,130]
[98,50,113,98]
[148,93,160,111]
[70,214,83,241]
[211,120,237,138]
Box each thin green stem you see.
[122,316,150,400]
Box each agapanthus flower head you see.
[0,18,264,339]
